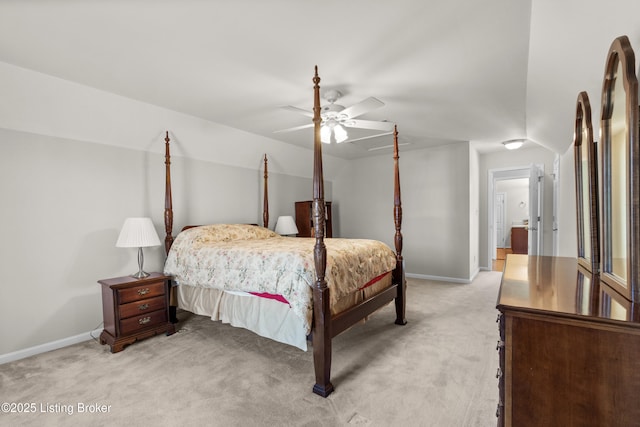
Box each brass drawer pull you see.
[496,367,502,379]
[496,340,504,350]
[137,288,150,296]
[139,316,151,325]
[138,304,149,311]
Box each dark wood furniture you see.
[573,91,600,273]
[496,255,640,426]
[295,200,332,237]
[162,67,406,398]
[99,272,175,352]
[599,36,640,301]
[510,227,527,254]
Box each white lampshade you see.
[116,217,161,248]
[275,216,299,236]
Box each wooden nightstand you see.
[99,272,175,353]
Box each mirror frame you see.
[574,91,600,273]
[600,35,639,301]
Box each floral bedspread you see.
[164,224,397,333]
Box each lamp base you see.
[130,270,150,279]
[130,247,150,279]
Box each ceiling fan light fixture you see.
[320,125,331,144]
[503,139,525,150]
[334,124,348,143]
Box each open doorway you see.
[488,164,544,270]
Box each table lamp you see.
[116,217,161,278]
[274,215,299,237]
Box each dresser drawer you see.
[118,281,165,304]
[119,296,166,319]
[119,309,167,335]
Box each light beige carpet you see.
[0,272,502,426]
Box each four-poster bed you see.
[163,67,406,397]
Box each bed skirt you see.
[176,272,393,351]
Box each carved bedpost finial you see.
[392,125,407,325]
[263,154,269,228]
[311,66,333,398]
[164,131,174,255]
[393,125,403,260]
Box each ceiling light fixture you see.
[321,119,348,144]
[502,139,525,150]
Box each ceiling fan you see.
[275,89,395,144]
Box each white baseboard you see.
[0,328,103,365]
[406,272,473,284]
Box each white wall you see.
[0,62,336,357]
[469,146,480,278]
[334,141,473,282]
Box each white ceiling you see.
[1,1,640,159]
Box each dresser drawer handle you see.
[496,313,502,322]
[137,288,150,296]
[138,304,150,311]
[139,316,151,325]
[496,340,504,350]
[496,367,502,379]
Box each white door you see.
[528,164,544,255]
[552,155,560,256]
[495,193,506,249]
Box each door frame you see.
[488,165,544,267]
[495,192,507,249]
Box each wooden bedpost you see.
[392,125,407,325]
[311,66,334,398]
[164,131,174,254]
[164,131,178,324]
[263,154,269,228]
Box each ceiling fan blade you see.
[340,97,384,118]
[345,131,394,143]
[281,105,314,118]
[343,119,395,131]
[273,123,313,133]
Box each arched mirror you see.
[574,91,600,273]
[600,35,639,301]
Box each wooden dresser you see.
[510,226,528,254]
[99,272,175,352]
[295,200,332,238]
[496,255,640,426]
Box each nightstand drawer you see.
[119,296,166,319]
[118,281,165,304]
[119,309,167,335]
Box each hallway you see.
[492,248,513,272]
